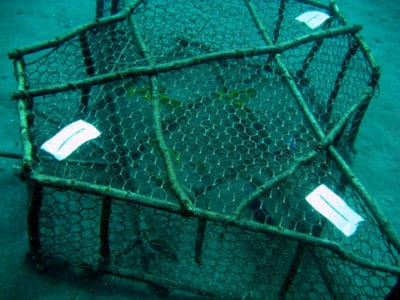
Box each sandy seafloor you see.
[0,0,399,299]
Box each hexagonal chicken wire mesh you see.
[8,0,400,299]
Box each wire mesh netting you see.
[8,0,400,299]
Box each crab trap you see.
[8,0,400,299]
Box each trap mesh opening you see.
[9,0,400,298]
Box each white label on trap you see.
[305,184,364,237]
[40,120,100,161]
[295,11,330,29]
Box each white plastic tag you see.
[40,120,101,161]
[305,184,364,237]
[295,11,330,29]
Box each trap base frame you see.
[8,0,400,299]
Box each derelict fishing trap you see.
[8,0,400,299]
